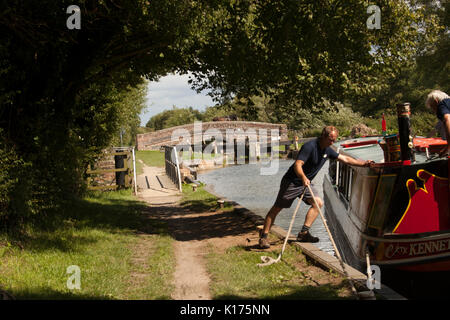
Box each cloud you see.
[140,73,215,126]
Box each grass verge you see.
[0,189,174,300]
[136,150,165,174]
[180,183,233,213]
[206,242,352,300]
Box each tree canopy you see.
[0,0,446,225]
[188,1,440,107]
[146,106,203,131]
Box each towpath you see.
[136,163,356,300]
[137,163,264,299]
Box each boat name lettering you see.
[384,239,450,259]
[385,244,408,258]
[409,240,450,256]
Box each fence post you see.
[132,147,137,195]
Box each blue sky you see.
[140,73,215,126]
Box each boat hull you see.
[323,174,366,270]
[323,156,450,273]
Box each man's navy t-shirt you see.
[284,138,339,185]
[436,98,450,121]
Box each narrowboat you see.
[323,103,450,273]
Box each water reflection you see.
[197,159,334,254]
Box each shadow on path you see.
[141,205,257,242]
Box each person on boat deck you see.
[427,120,447,141]
[425,90,450,156]
[259,126,374,249]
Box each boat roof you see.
[333,136,446,164]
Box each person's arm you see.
[337,154,373,167]
[440,113,450,156]
[293,160,310,186]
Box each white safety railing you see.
[164,146,182,192]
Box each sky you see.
[140,73,215,126]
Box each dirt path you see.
[137,165,259,300]
[139,201,260,300]
[137,165,352,300]
[168,208,213,300]
[172,238,211,299]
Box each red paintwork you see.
[394,170,450,234]
[413,137,447,153]
[341,139,379,148]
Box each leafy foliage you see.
[0,132,32,228]
[146,107,202,131]
[0,0,446,228]
[0,1,199,226]
[351,0,448,115]
[189,1,438,108]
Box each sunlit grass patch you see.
[206,244,351,300]
[136,150,165,174]
[181,183,233,213]
[0,189,174,300]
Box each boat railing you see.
[329,158,353,204]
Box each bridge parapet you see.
[137,121,288,150]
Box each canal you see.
[198,159,335,255]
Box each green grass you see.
[180,183,233,213]
[206,243,351,300]
[135,150,165,174]
[124,231,175,300]
[0,189,174,300]
[180,151,221,160]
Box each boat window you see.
[336,161,353,202]
[347,167,353,200]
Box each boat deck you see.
[334,136,442,164]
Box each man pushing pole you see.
[259,126,374,249]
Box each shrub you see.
[0,133,33,229]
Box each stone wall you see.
[136,121,289,150]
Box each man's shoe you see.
[258,237,270,249]
[297,231,319,243]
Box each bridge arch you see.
[136,121,288,150]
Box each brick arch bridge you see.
[136,121,288,150]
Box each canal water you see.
[198,159,335,255]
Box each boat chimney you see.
[396,102,414,164]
